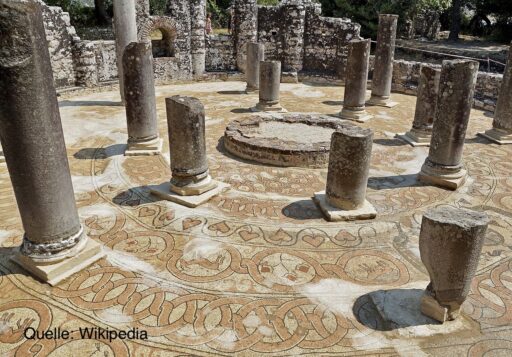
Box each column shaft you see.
[0,1,101,270]
[123,41,159,147]
[246,42,265,92]
[326,127,373,210]
[113,0,138,103]
[254,61,285,112]
[493,41,512,131]
[341,39,372,122]
[369,14,398,107]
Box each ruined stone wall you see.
[38,0,79,88]
[378,59,503,111]
[257,4,306,72]
[303,4,361,77]
[206,35,237,71]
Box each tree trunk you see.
[95,0,111,26]
[449,0,462,41]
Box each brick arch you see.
[138,16,178,57]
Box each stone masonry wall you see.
[303,3,361,77]
[38,0,79,88]
[206,35,237,71]
[375,59,503,111]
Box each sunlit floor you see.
[0,81,511,356]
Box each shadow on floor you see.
[0,247,33,279]
[368,174,425,190]
[113,186,155,207]
[465,136,492,144]
[218,90,247,95]
[323,100,343,106]
[59,100,123,107]
[373,138,408,147]
[353,288,440,332]
[231,108,254,114]
[74,144,126,160]
[282,200,324,220]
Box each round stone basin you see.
[224,114,352,168]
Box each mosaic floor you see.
[0,81,511,356]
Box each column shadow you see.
[218,90,247,95]
[282,200,324,220]
[353,288,440,332]
[74,144,126,160]
[59,100,123,107]
[368,174,425,190]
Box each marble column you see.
[150,96,227,207]
[0,0,103,285]
[340,39,372,122]
[418,60,479,190]
[419,206,489,322]
[113,0,138,104]
[314,126,377,221]
[253,61,286,112]
[399,66,441,146]
[479,41,512,144]
[190,0,206,76]
[245,42,265,93]
[123,41,163,156]
[368,14,399,108]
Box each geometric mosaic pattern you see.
[0,81,511,356]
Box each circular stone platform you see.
[224,114,351,168]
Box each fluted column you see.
[368,14,399,108]
[418,60,479,190]
[479,41,512,144]
[0,0,103,285]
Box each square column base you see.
[251,102,287,113]
[478,129,512,145]
[125,138,163,156]
[366,96,398,108]
[150,181,230,208]
[339,108,373,123]
[396,132,432,147]
[12,238,104,286]
[418,169,467,191]
[313,192,377,222]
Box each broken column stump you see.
[419,206,489,322]
[150,96,229,207]
[314,126,377,221]
[245,42,265,93]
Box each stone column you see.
[340,39,372,122]
[419,206,489,322]
[368,14,399,108]
[313,126,377,221]
[123,41,163,156]
[0,0,103,285]
[234,0,258,73]
[399,66,441,146]
[245,42,265,93]
[190,0,206,76]
[253,61,286,112]
[480,41,512,144]
[419,60,479,190]
[0,143,4,163]
[113,0,138,104]
[150,96,227,207]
